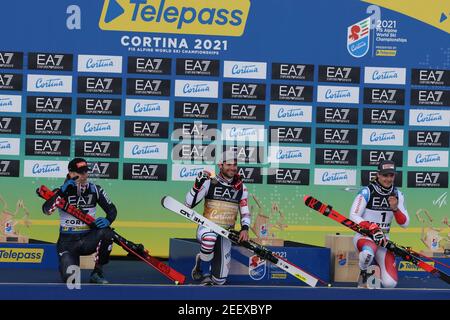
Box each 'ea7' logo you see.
[0,160,10,172]
[85,99,112,111]
[418,90,443,102]
[324,129,349,140]
[372,89,396,101]
[132,164,158,176]
[137,58,162,70]
[185,60,211,72]
[136,79,161,92]
[325,108,350,120]
[371,109,396,121]
[232,83,257,95]
[0,74,13,86]
[0,53,14,65]
[133,122,159,134]
[89,162,110,175]
[416,172,440,184]
[370,151,394,162]
[227,146,256,159]
[37,54,64,66]
[420,70,444,82]
[180,145,209,157]
[417,132,441,143]
[180,122,210,136]
[35,119,62,131]
[327,67,352,78]
[36,97,62,109]
[0,118,12,129]
[183,103,209,114]
[87,78,112,89]
[231,104,255,116]
[273,127,303,140]
[324,149,348,161]
[84,141,111,153]
[280,64,305,76]
[69,194,94,206]
[238,167,254,179]
[213,187,239,199]
[35,140,61,151]
[279,85,304,97]
[276,169,302,181]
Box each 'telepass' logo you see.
[99,0,251,36]
[0,248,44,263]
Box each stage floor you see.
[1,260,449,300]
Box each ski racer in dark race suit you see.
[42,158,117,284]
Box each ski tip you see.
[160,196,167,207]
[303,195,310,203]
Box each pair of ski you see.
[36,185,186,285]
[303,195,450,285]
[161,196,329,287]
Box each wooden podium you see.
[0,234,29,243]
[250,213,284,247]
[326,234,360,282]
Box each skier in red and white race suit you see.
[349,160,409,288]
[185,151,251,285]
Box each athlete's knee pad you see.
[58,251,79,283]
[211,237,232,280]
[359,246,375,270]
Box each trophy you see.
[0,195,31,243]
[250,195,287,246]
[416,208,445,256]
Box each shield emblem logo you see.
[347,17,371,58]
[249,255,266,280]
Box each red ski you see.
[37,185,185,285]
[303,195,450,285]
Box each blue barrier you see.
[0,243,58,269]
[169,238,330,285]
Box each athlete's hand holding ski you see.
[303,195,450,285]
[359,221,387,247]
[162,195,330,287]
[37,185,186,285]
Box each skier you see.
[42,158,117,284]
[185,151,251,285]
[349,160,409,288]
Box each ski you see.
[36,185,186,285]
[161,195,329,287]
[303,195,450,285]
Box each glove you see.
[60,179,77,194]
[232,174,243,190]
[193,171,211,191]
[388,192,399,211]
[360,221,387,247]
[95,217,110,229]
